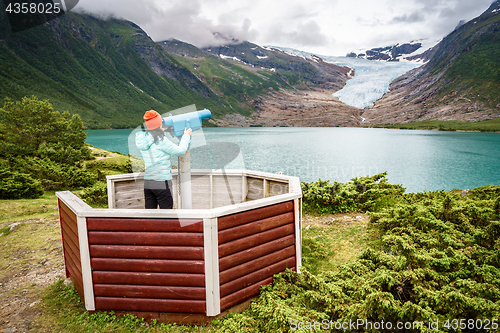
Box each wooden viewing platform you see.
[56,169,302,324]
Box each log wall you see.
[58,199,85,302]
[86,217,207,314]
[217,201,296,311]
[57,169,302,323]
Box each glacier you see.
[271,47,422,109]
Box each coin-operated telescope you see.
[163,109,212,137]
[163,109,211,209]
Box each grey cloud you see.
[425,0,493,36]
[75,0,257,48]
[266,20,328,47]
[391,12,425,23]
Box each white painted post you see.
[294,198,302,273]
[106,177,115,209]
[77,216,95,310]
[203,217,220,316]
[179,149,192,209]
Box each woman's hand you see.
[184,128,193,136]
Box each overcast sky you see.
[74,0,495,56]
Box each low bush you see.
[8,157,96,191]
[217,185,500,332]
[301,172,405,214]
[80,182,108,207]
[0,168,44,199]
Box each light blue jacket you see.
[135,131,191,181]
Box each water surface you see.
[85,127,500,193]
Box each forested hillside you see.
[0,4,347,129]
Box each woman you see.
[135,110,192,209]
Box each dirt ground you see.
[0,217,66,333]
[210,88,364,128]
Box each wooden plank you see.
[218,223,295,258]
[90,245,204,260]
[218,212,294,245]
[246,177,264,201]
[220,257,296,297]
[218,201,294,231]
[62,229,81,262]
[64,244,82,276]
[203,217,220,316]
[59,201,77,224]
[92,271,205,287]
[95,297,206,314]
[77,215,95,311]
[114,195,145,206]
[220,277,273,311]
[65,248,83,286]
[219,246,295,285]
[268,181,289,197]
[114,180,143,192]
[70,275,85,303]
[219,235,295,271]
[212,175,244,207]
[115,198,145,209]
[115,187,144,197]
[88,231,204,247]
[59,208,78,237]
[87,218,203,233]
[191,194,211,209]
[107,177,115,209]
[91,258,205,273]
[61,223,80,258]
[294,198,302,273]
[66,258,84,297]
[94,284,206,300]
[57,190,92,212]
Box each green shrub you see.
[8,157,96,190]
[80,182,108,207]
[301,172,405,214]
[0,168,44,199]
[218,187,500,332]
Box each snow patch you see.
[273,47,422,109]
[256,55,268,59]
[220,54,243,62]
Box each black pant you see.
[144,180,174,209]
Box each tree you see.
[0,96,90,165]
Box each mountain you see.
[198,41,351,91]
[0,6,349,129]
[362,0,500,125]
[0,10,224,128]
[156,40,358,127]
[347,39,438,63]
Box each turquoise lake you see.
[85,127,500,193]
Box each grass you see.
[301,213,376,274]
[0,191,59,224]
[381,118,500,132]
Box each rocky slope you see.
[362,0,500,125]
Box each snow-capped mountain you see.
[266,46,422,109]
[347,39,440,63]
[362,0,500,125]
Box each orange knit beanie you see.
[144,110,162,130]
